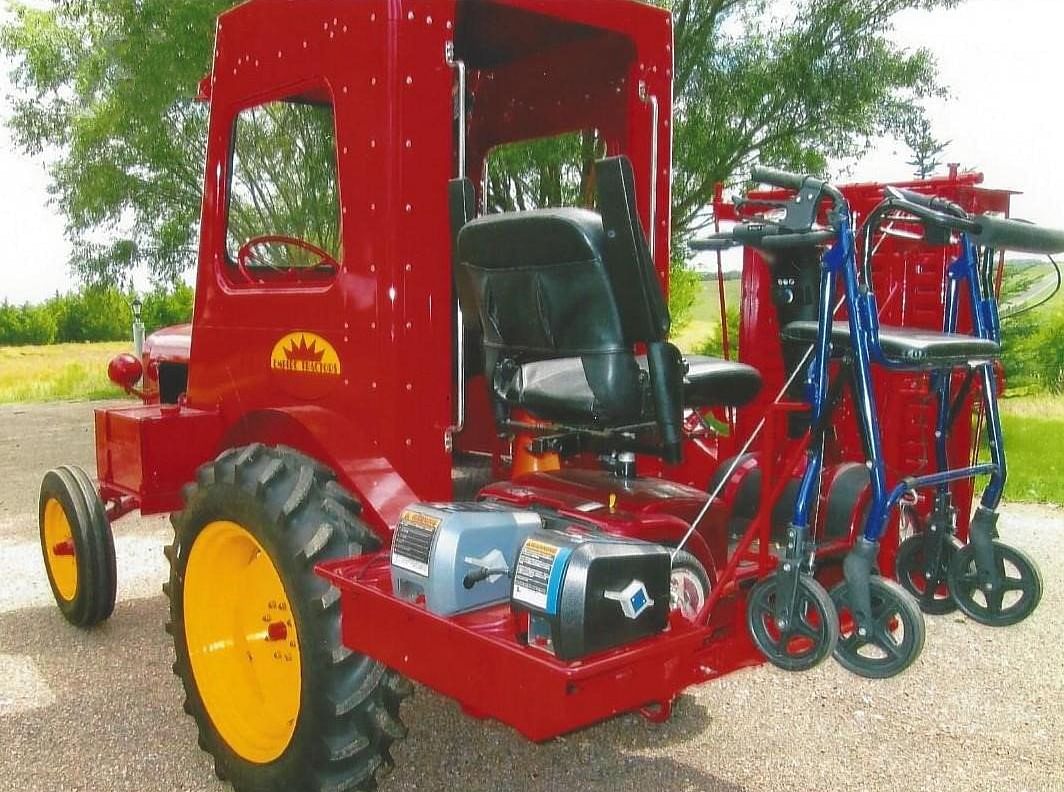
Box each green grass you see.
[673,276,741,353]
[996,396,1064,505]
[0,342,130,403]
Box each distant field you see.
[673,276,741,353]
[0,342,129,403]
[997,395,1064,505]
[1,288,1061,506]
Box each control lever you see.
[463,566,512,590]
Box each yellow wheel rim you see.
[183,521,302,764]
[42,498,78,602]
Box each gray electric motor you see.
[391,502,543,616]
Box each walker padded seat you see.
[782,321,1000,368]
[457,157,761,430]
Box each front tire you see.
[38,466,116,627]
[166,445,411,791]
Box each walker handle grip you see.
[972,214,1064,256]
[890,187,967,219]
[750,165,817,193]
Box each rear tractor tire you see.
[166,445,412,792]
[38,466,117,627]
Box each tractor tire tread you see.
[300,523,336,562]
[166,445,406,792]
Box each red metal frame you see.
[320,552,760,741]
[87,0,1024,742]
[96,0,673,538]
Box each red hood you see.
[144,324,191,364]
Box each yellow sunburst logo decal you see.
[270,332,341,377]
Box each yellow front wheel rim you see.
[42,498,78,602]
[183,521,302,764]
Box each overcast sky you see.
[2,0,1062,303]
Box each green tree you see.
[2,0,228,284]
[140,282,195,334]
[0,301,57,345]
[904,114,951,179]
[3,0,958,298]
[668,0,958,238]
[52,288,132,343]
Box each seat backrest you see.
[449,178,476,258]
[595,156,670,344]
[594,156,684,460]
[449,178,483,374]
[457,206,644,421]
[456,157,685,459]
[457,208,627,357]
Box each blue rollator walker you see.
[696,166,1064,678]
[873,187,1064,626]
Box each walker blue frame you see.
[698,166,1062,675]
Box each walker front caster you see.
[746,572,838,672]
[895,532,963,615]
[947,540,1042,626]
[830,576,925,679]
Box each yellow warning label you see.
[270,332,341,377]
[523,539,560,558]
[399,510,442,532]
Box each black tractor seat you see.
[455,155,763,459]
[782,321,1000,368]
[495,354,762,426]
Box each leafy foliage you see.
[2,0,957,315]
[2,0,229,284]
[667,0,958,237]
[0,302,57,346]
[0,284,194,346]
[485,131,605,213]
[140,283,195,335]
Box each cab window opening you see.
[482,129,606,214]
[225,97,341,281]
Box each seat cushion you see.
[495,354,762,426]
[682,356,763,407]
[781,321,1000,367]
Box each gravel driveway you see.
[0,400,1060,792]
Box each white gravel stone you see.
[0,400,1060,792]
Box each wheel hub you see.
[183,520,302,764]
[42,498,78,602]
[670,568,707,621]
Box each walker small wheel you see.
[39,466,117,627]
[947,540,1042,627]
[746,573,838,672]
[670,550,711,621]
[895,533,962,615]
[830,576,925,679]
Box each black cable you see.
[1002,253,1061,320]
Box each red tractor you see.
[37,1,1043,790]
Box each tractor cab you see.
[107,0,739,531]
